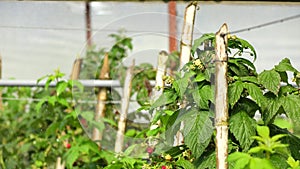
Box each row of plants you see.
[1,30,300,168]
[139,33,300,169]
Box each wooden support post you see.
[92,54,109,147]
[56,58,83,169]
[55,157,64,169]
[214,23,229,169]
[152,51,168,101]
[179,1,197,70]
[70,58,82,80]
[148,51,168,148]
[115,60,135,153]
[175,1,197,146]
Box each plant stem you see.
[266,151,270,159]
[0,150,6,169]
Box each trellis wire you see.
[0,13,299,35]
[230,13,300,34]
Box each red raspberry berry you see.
[161,166,167,169]
[146,147,154,154]
[65,143,71,149]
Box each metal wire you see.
[229,13,300,34]
[0,14,299,35]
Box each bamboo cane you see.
[92,54,109,147]
[114,60,135,153]
[214,23,229,169]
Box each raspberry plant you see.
[0,31,300,169]
[145,33,300,168]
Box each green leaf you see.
[243,83,264,107]
[45,122,59,137]
[176,158,195,169]
[65,149,80,168]
[56,81,68,96]
[278,71,288,83]
[79,144,90,154]
[256,126,270,139]
[258,69,281,95]
[229,59,251,76]
[228,37,257,61]
[279,85,297,95]
[249,158,273,169]
[48,96,56,106]
[275,58,298,73]
[151,89,177,109]
[136,87,149,106]
[234,156,251,169]
[287,156,300,168]
[45,76,55,90]
[233,98,259,118]
[270,154,290,169]
[36,98,47,112]
[121,37,133,50]
[195,151,216,169]
[192,33,215,54]
[229,57,256,72]
[194,73,206,82]
[230,111,257,151]
[228,152,251,162]
[123,144,137,156]
[192,85,213,109]
[125,129,136,137]
[282,95,300,122]
[261,94,282,125]
[271,134,287,142]
[269,124,300,161]
[165,110,175,116]
[146,128,160,136]
[240,76,258,84]
[228,81,244,107]
[173,77,189,98]
[57,98,69,107]
[248,146,263,154]
[183,111,213,158]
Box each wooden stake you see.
[92,54,109,147]
[148,51,168,148]
[179,1,197,70]
[115,60,135,153]
[55,157,64,169]
[152,51,168,101]
[70,58,82,80]
[56,58,83,169]
[214,23,229,169]
[175,1,198,146]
